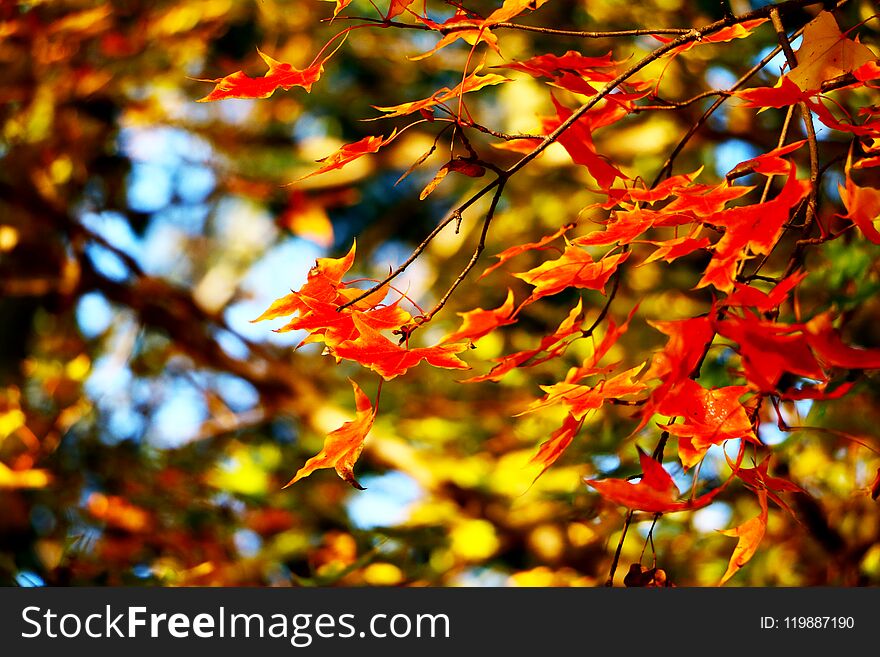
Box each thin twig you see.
[771,7,822,279]
[420,183,506,324]
[337,15,693,38]
[633,89,732,112]
[605,510,634,586]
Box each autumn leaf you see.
[601,168,703,207]
[295,131,396,183]
[530,412,582,482]
[515,246,630,302]
[543,94,628,189]
[642,315,715,389]
[731,454,804,518]
[804,313,880,370]
[643,234,710,265]
[654,18,768,56]
[480,223,574,278]
[387,0,417,20]
[735,76,810,108]
[839,151,880,244]
[332,314,469,380]
[524,366,645,420]
[500,51,620,81]
[463,298,584,383]
[726,140,806,178]
[197,43,342,102]
[419,159,486,200]
[441,288,517,344]
[723,271,806,312]
[586,448,679,512]
[324,0,353,18]
[697,163,809,292]
[785,11,876,92]
[371,68,510,119]
[715,316,824,392]
[663,181,752,219]
[410,11,501,61]
[718,490,768,585]
[657,379,755,469]
[573,206,655,247]
[253,241,358,323]
[285,379,375,489]
[483,0,550,27]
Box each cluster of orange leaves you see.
[199,3,880,583]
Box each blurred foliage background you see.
[1,0,878,587]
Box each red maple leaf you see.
[542,94,628,189]
[657,379,756,468]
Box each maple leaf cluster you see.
[200,2,880,585]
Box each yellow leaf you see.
[786,11,876,92]
[718,490,768,585]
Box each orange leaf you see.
[515,246,630,302]
[524,366,645,420]
[285,379,374,489]
[419,159,485,200]
[726,140,806,178]
[441,288,516,344]
[483,0,549,26]
[655,18,767,56]
[718,490,768,585]
[480,223,574,278]
[530,413,582,482]
[587,448,732,513]
[735,76,809,108]
[643,234,710,264]
[463,298,584,383]
[573,206,654,247]
[332,314,469,380]
[198,47,335,102]
[500,50,620,82]
[839,151,880,244]
[252,241,357,323]
[697,163,809,292]
[295,132,396,183]
[372,69,509,118]
[387,0,416,20]
[643,315,714,386]
[657,380,755,469]
[410,11,501,61]
[325,0,353,18]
